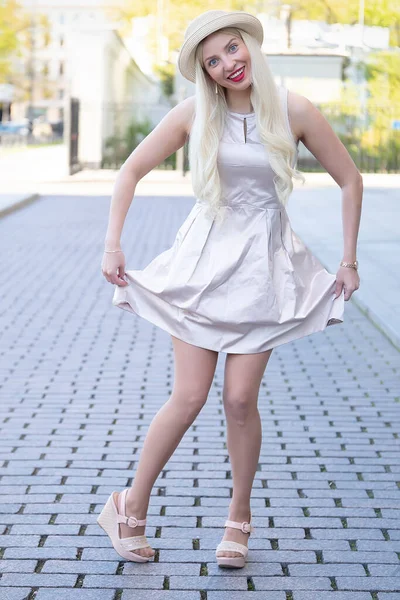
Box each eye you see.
[208,43,239,67]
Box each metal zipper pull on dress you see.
[243,117,247,143]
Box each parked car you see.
[49,120,64,136]
[0,120,30,137]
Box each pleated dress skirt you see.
[112,87,344,354]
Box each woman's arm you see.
[287,91,362,300]
[104,95,195,250]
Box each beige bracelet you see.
[104,249,123,253]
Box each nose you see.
[224,59,239,76]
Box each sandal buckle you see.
[127,516,139,528]
[241,522,251,533]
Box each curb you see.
[350,295,400,353]
[0,193,40,219]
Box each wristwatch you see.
[340,260,358,270]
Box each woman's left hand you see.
[334,266,360,301]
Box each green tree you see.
[107,0,400,60]
[364,51,400,170]
[0,0,28,82]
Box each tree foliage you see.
[107,0,400,56]
[0,0,29,82]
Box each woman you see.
[98,9,362,568]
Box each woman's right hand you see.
[101,250,129,287]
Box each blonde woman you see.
[98,9,362,568]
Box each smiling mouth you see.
[227,66,245,80]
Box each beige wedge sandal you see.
[97,488,154,562]
[215,515,254,568]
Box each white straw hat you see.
[178,10,264,83]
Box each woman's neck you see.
[224,88,253,114]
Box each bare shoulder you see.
[287,90,313,143]
[174,94,195,138]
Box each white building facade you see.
[14,0,170,168]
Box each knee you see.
[223,390,257,425]
[171,388,208,424]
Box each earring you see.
[215,82,218,95]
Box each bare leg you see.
[115,335,218,558]
[216,348,273,559]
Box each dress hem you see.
[112,282,345,355]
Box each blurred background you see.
[0,0,399,180]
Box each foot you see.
[215,507,252,559]
[113,490,155,559]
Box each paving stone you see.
[3,548,78,559]
[82,574,164,588]
[170,576,248,590]
[208,594,285,600]
[40,560,118,574]
[293,594,372,600]
[0,574,77,587]
[358,540,400,552]
[10,525,81,535]
[312,529,387,540]
[35,590,115,600]
[0,560,36,573]
[0,590,33,600]
[323,551,399,563]
[278,539,350,550]
[121,593,200,600]
[0,535,41,547]
[336,577,400,591]
[288,563,366,576]
[369,564,400,576]
[388,530,400,539]
[122,562,200,575]
[253,576,332,590]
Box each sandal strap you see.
[116,488,147,528]
[116,514,147,528]
[216,540,249,557]
[224,519,254,534]
[120,534,151,551]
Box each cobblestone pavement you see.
[1,194,399,600]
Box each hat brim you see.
[178,13,264,83]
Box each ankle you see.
[228,503,251,522]
[125,488,149,518]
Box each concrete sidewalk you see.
[0,193,39,218]
[0,192,399,599]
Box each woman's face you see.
[201,32,251,89]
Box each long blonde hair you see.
[188,26,305,222]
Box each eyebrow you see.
[204,38,238,63]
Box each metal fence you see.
[300,102,400,173]
[101,101,174,170]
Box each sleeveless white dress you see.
[112,86,344,354]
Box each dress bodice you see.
[216,86,299,211]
